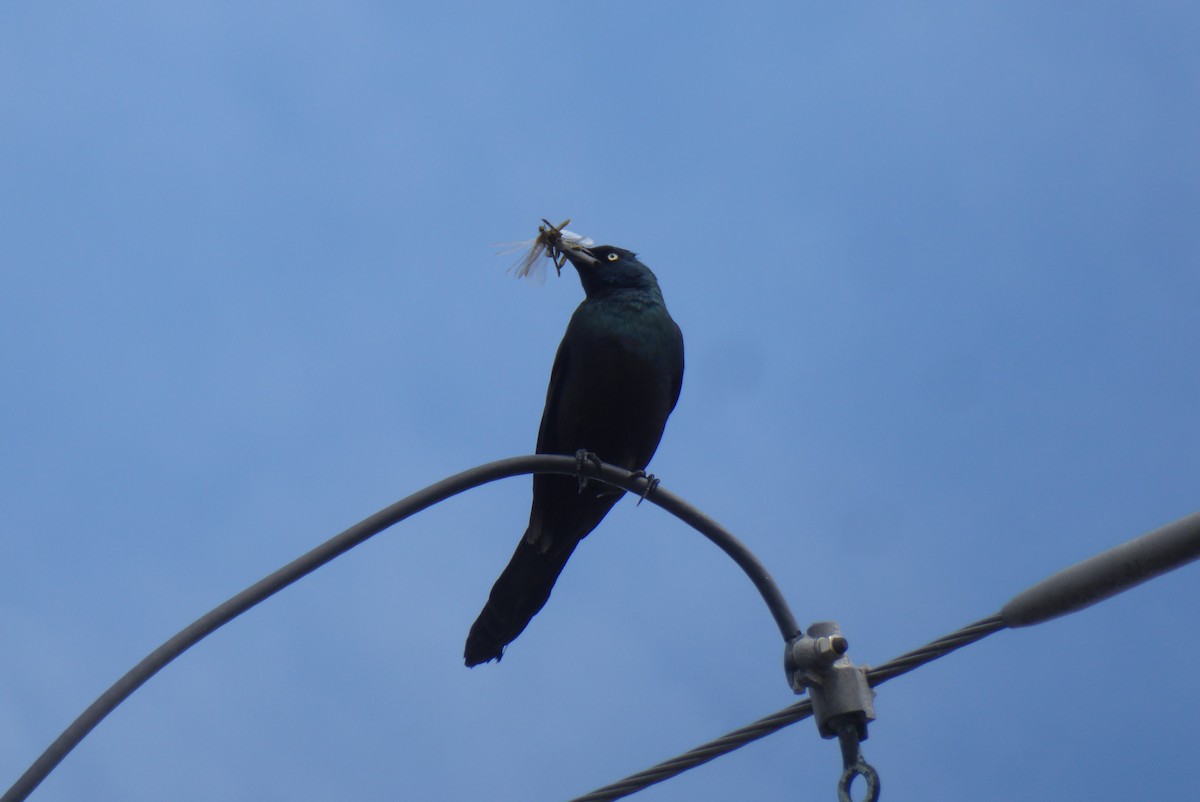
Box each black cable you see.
[2,455,798,802]
[634,476,800,641]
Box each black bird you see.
[464,243,685,666]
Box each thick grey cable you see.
[2,455,797,802]
[1002,509,1200,627]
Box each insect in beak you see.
[503,218,595,284]
[541,218,572,275]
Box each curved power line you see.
[2,455,798,802]
[7,456,1197,802]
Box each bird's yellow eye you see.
[607,252,619,262]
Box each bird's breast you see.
[550,299,683,470]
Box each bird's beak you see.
[559,244,599,271]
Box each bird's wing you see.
[534,335,572,456]
[668,319,685,412]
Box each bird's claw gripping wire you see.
[574,449,602,492]
[629,470,660,506]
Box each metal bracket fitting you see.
[785,621,880,801]
[785,621,875,737]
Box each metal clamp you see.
[786,622,880,801]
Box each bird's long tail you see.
[464,530,580,667]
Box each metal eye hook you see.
[835,720,880,802]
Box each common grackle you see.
[464,243,685,666]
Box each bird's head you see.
[560,244,661,297]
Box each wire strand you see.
[866,614,1006,686]
[569,700,815,802]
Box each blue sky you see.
[2,2,1198,800]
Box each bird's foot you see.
[630,470,660,506]
[575,449,602,492]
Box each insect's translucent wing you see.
[494,238,536,256]
[507,236,550,285]
[499,220,593,286]
[559,229,595,248]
